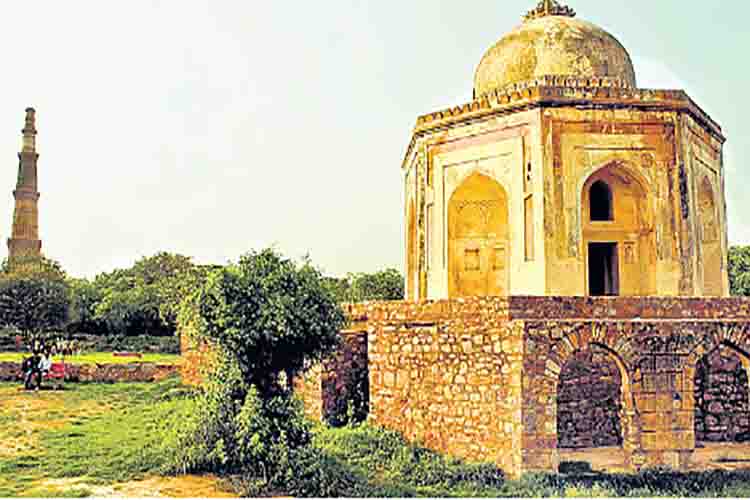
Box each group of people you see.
[21,349,53,390]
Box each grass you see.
[0,351,181,365]
[0,377,196,497]
[5,378,750,497]
[311,424,750,497]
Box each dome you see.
[474,2,637,98]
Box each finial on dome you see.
[524,0,576,22]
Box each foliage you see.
[314,423,506,497]
[67,278,106,334]
[169,248,346,495]
[9,378,750,497]
[89,252,207,337]
[326,268,405,303]
[729,245,750,297]
[193,248,345,396]
[0,255,71,351]
[0,253,67,282]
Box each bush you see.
[70,334,180,354]
[169,248,349,496]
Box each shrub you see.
[169,248,346,496]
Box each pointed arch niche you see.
[699,177,722,296]
[447,172,509,297]
[581,162,655,296]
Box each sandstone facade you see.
[403,2,729,301]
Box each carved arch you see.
[580,161,656,296]
[447,172,509,297]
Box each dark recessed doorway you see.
[588,243,619,296]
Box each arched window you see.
[590,180,613,221]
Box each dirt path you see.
[36,476,236,498]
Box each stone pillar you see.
[631,354,695,470]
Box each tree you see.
[349,268,404,301]
[193,248,345,397]
[729,245,750,297]
[67,278,106,334]
[170,249,346,490]
[92,252,203,336]
[0,255,71,351]
[326,268,405,303]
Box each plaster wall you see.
[405,109,546,300]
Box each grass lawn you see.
[4,377,750,497]
[0,378,230,498]
[0,352,181,365]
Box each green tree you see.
[729,245,750,297]
[92,252,202,336]
[326,268,405,302]
[170,248,345,491]
[0,255,71,351]
[349,268,404,301]
[194,248,344,397]
[67,278,105,334]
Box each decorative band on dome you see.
[524,0,576,22]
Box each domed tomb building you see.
[403,0,728,300]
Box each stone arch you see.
[693,342,750,444]
[406,199,417,300]
[447,172,509,297]
[557,346,625,449]
[699,177,722,296]
[581,161,656,296]
[523,322,641,470]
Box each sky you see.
[0,0,747,279]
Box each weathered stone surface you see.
[557,347,622,449]
[694,347,750,443]
[288,297,750,479]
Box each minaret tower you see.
[7,108,42,259]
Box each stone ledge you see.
[342,296,750,324]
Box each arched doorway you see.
[447,173,509,297]
[699,177,722,296]
[556,345,629,471]
[581,164,654,296]
[694,345,750,444]
[557,348,624,449]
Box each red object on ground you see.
[45,362,66,380]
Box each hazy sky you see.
[0,0,747,279]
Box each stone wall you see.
[557,346,622,449]
[339,298,525,476]
[182,295,750,478]
[179,312,216,387]
[0,361,178,383]
[694,347,750,443]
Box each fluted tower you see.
[7,108,42,259]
